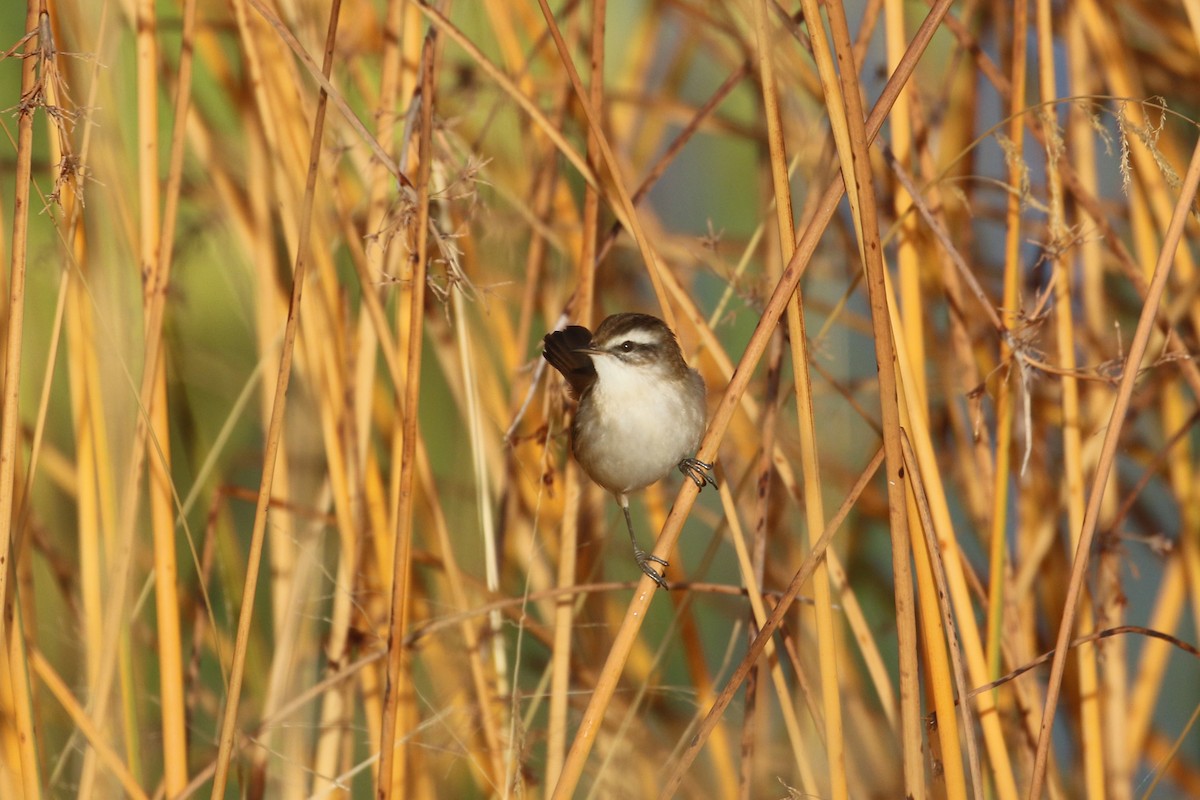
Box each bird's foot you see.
[679,457,716,490]
[633,546,670,590]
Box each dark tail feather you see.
[543,325,596,396]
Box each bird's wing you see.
[543,325,596,397]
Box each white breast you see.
[572,358,706,496]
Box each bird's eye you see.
[619,341,635,352]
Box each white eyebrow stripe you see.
[603,328,661,347]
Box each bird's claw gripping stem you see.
[678,457,716,490]
[633,546,670,590]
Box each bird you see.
[543,312,715,588]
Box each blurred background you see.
[0,0,1198,797]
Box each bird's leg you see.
[620,498,669,590]
[678,457,716,490]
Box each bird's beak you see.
[574,346,605,355]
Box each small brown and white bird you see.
[543,313,714,588]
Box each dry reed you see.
[0,1,1198,798]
